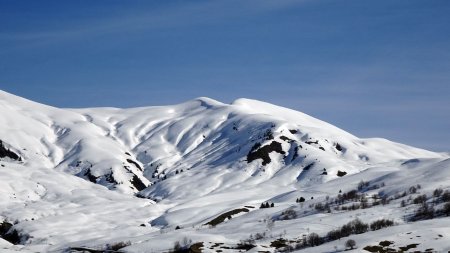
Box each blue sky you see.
[1,0,449,151]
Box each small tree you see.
[345,239,356,249]
[443,202,450,216]
[441,190,450,202]
[307,233,322,246]
[173,241,181,252]
[433,188,443,198]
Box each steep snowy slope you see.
[0,90,448,252]
[0,90,441,195]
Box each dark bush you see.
[380,195,390,205]
[370,219,394,231]
[358,180,369,191]
[442,202,450,216]
[409,186,417,194]
[280,208,297,220]
[306,233,323,246]
[441,190,450,202]
[433,188,443,198]
[411,203,434,221]
[351,219,369,234]
[326,229,342,241]
[413,194,427,204]
[107,241,131,251]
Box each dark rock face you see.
[247,141,285,166]
[130,175,147,191]
[335,143,343,151]
[84,168,98,183]
[337,170,347,177]
[0,221,21,245]
[0,140,21,161]
[126,159,143,171]
[303,162,315,171]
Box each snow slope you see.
[0,89,448,252]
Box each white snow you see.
[0,89,448,252]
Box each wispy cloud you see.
[0,0,309,52]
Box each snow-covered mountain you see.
[1,90,449,253]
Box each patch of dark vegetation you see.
[0,140,21,161]
[205,208,249,226]
[189,242,204,253]
[314,202,331,213]
[364,241,420,253]
[318,147,325,151]
[289,129,298,134]
[379,241,393,247]
[370,219,394,231]
[270,238,287,249]
[280,208,297,220]
[235,242,256,251]
[0,220,21,245]
[130,175,147,191]
[337,170,347,177]
[335,143,343,151]
[363,245,384,252]
[126,159,142,171]
[305,140,318,145]
[398,244,419,251]
[108,241,132,251]
[247,141,285,166]
[326,218,369,240]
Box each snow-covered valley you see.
[1,90,449,253]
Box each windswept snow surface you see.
[0,90,449,252]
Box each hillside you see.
[0,90,449,252]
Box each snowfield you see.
[0,89,449,253]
